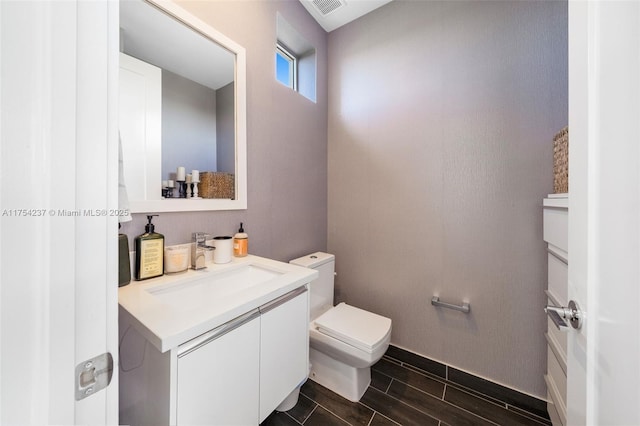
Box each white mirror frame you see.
[126,0,247,213]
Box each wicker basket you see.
[199,172,235,199]
[553,127,568,193]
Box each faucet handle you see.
[192,232,208,243]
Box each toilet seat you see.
[313,303,392,354]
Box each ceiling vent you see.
[311,0,346,16]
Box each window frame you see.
[276,42,298,91]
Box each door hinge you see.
[75,352,113,401]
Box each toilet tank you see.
[290,252,335,320]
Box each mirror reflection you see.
[119,0,245,211]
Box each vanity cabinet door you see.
[176,310,260,426]
[259,287,309,422]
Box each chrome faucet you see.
[191,232,214,269]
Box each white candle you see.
[167,180,174,188]
[186,174,192,184]
[162,180,168,188]
[176,166,186,181]
[191,170,199,183]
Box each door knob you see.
[545,300,583,330]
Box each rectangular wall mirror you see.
[119,0,247,212]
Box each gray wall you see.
[120,0,328,262]
[216,82,235,173]
[162,69,217,179]
[327,1,567,398]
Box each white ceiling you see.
[298,0,393,32]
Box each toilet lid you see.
[313,303,392,353]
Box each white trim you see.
[106,1,121,422]
[277,42,298,90]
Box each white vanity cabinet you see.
[543,195,568,426]
[119,283,310,426]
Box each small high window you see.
[276,13,316,102]
[276,43,297,90]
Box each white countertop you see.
[544,194,569,208]
[119,255,318,352]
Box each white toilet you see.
[287,252,392,403]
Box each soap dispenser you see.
[233,222,248,257]
[134,215,164,280]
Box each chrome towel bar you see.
[431,296,471,314]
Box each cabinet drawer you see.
[547,390,564,426]
[545,373,566,426]
[546,319,567,369]
[543,207,568,252]
[547,345,567,405]
[548,252,568,304]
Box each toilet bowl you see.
[285,252,393,403]
[309,302,391,401]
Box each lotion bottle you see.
[135,215,164,280]
[233,222,248,257]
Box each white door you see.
[259,289,309,422]
[567,1,640,424]
[119,53,162,204]
[0,1,119,424]
[177,314,260,426]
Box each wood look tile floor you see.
[261,356,552,426]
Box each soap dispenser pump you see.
[134,215,164,280]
